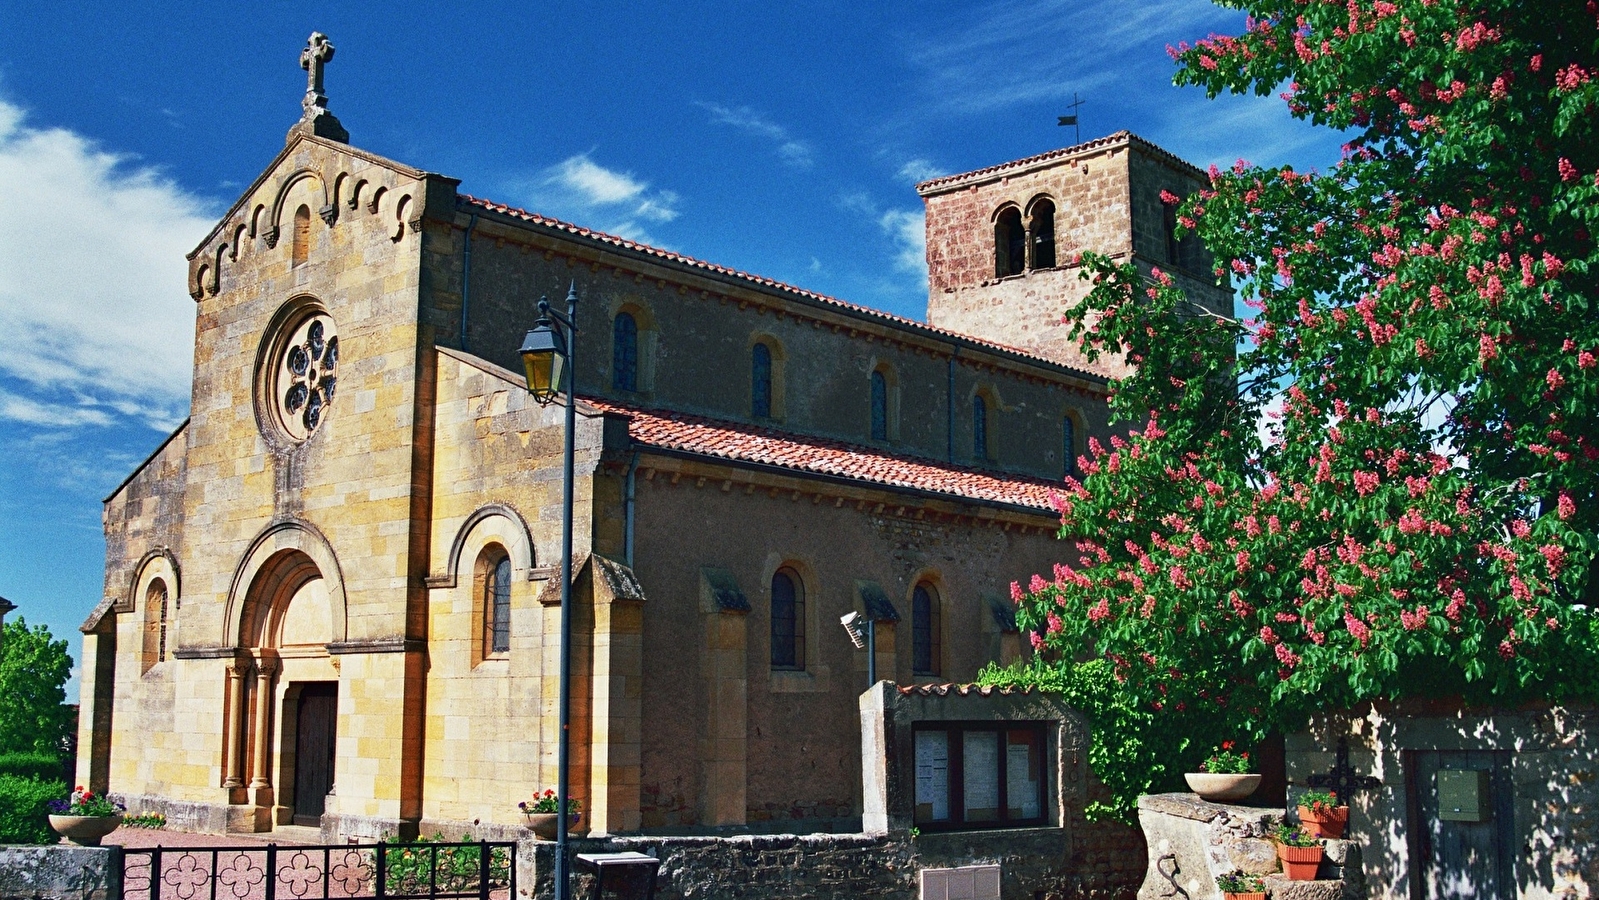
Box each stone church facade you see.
[76,49,1225,840]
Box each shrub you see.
[0,751,66,783]
[0,776,67,844]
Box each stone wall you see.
[1134,794,1362,900]
[1291,701,1599,900]
[519,828,1138,900]
[448,209,1111,483]
[0,846,120,900]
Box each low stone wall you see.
[1134,794,1362,900]
[0,845,121,900]
[516,825,1137,900]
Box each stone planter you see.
[1182,772,1261,802]
[523,812,582,841]
[1297,804,1349,838]
[47,814,122,846]
[1276,842,1324,880]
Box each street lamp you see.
[840,611,876,687]
[518,283,578,900]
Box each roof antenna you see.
[1057,92,1085,145]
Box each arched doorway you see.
[225,546,341,830]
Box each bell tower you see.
[918,131,1228,377]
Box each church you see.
[75,34,1227,840]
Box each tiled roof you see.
[584,397,1062,513]
[460,195,1107,387]
[914,130,1205,194]
[895,683,1042,697]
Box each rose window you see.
[275,314,338,440]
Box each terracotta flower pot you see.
[1182,772,1262,802]
[1223,893,1267,900]
[48,814,123,846]
[1297,804,1349,838]
[1277,842,1324,880]
[523,811,583,841]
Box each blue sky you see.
[0,1,1345,684]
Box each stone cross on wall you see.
[287,31,349,145]
[300,32,336,113]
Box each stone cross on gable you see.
[287,31,349,145]
[300,32,336,113]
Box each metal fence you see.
[121,841,515,900]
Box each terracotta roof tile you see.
[894,683,1039,696]
[586,397,1062,513]
[914,130,1205,194]
[459,195,1106,386]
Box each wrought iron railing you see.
[121,841,515,900]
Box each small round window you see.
[271,313,339,441]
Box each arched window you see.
[483,551,511,655]
[142,578,170,674]
[292,205,312,268]
[912,584,941,677]
[752,342,773,419]
[994,208,1026,277]
[973,395,988,460]
[770,568,805,670]
[1029,199,1056,269]
[612,312,639,392]
[1063,416,1078,478]
[870,370,888,441]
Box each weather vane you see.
[1058,92,1085,144]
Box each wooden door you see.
[1406,749,1515,899]
[292,683,338,826]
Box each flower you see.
[519,789,580,816]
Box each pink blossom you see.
[1047,612,1064,633]
[1260,626,1279,645]
[1343,610,1372,647]
[1353,471,1379,496]
[1010,581,1024,603]
[1560,158,1580,182]
[1579,351,1597,369]
[1275,643,1301,667]
[1400,606,1430,631]
[1029,574,1048,593]
[1030,632,1045,651]
[1558,491,1576,520]
[1087,599,1110,623]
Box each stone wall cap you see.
[1137,792,1282,822]
[895,682,1042,697]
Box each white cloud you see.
[897,158,947,184]
[879,208,927,277]
[520,153,680,244]
[696,102,814,168]
[901,0,1226,116]
[0,97,212,432]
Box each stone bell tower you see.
[918,131,1228,377]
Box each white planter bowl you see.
[1184,773,1262,802]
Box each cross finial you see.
[300,32,336,114]
[287,31,349,145]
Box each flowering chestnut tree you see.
[1007,0,1599,813]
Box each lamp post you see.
[840,611,876,687]
[518,284,578,900]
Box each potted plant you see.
[1298,789,1349,837]
[1216,870,1266,900]
[1271,820,1325,880]
[1297,788,1349,838]
[518,789,583,841]
[47,787,125,846]
[1183,742,1262,802]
